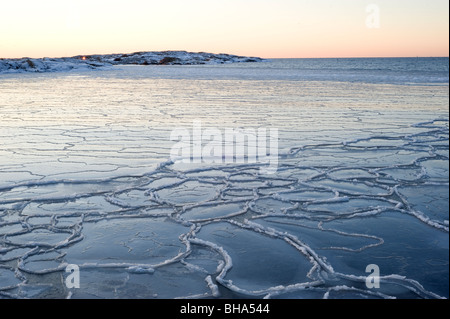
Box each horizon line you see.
[2,51,449,60]
[266,56,449,59]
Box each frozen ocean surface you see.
[0,58,448,299]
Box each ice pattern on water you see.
[0,119,447,299]
[0,63,448,299]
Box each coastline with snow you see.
[0,51,265,74]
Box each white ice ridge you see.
[0,119,448,299]
[205,275,221,297]
[0,51,265,73]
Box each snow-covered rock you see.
[0,51,265,74]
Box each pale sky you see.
[0,0,448,59]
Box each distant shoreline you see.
[0,51,265,74]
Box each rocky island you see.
[0,51,265,74]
